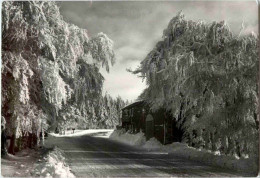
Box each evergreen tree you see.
[2,1,122,153]
[130,12,258,158]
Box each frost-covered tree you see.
[131,12,258,158]
[57,93,126,130]
[2,1,118,153]
[100,94,126,128]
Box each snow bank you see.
[49,129,114,138]
[109,129,258,174]
[33,147,75,178]
[162,142,258,174]
[142,137,162,150]
[109,129,146,146]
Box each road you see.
[45,131,247,177]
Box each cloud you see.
[59,1,258,101]
[100,60,146,102]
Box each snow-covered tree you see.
[2,1,118,153]
[131,12,258,158]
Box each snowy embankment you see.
[109,129,146,146]
[109,129,258,174]
[49,129,114,138]
[33,147,75,178]
[34,129,114,178]
[1,147,74,178]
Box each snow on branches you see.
[87,32,116,72]
[132,12,259,158]
[39,58,72,110]
[2,1,119,151]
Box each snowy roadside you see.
[109,129,258,175]
[109,129,146,146]
[32,147,75,178]
[1,144,75,178]
[49,129,114,138]
[27,129,114,178]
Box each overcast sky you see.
[59,1,258,102]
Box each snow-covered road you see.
[44,130,247,177]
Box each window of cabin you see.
[124,110,128,116]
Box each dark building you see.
[121,100,183,144]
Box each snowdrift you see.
[109,129,146,146]
[33,147,75,178]
[50,129,114,138]
[109,129,258,175]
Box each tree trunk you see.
[220,136,228,155]
[227,136,235,155]
[204,130,210,150]
[8,134,15,155]
[235,140,241,157]
[28,132,32,148]
[32,133,37,147]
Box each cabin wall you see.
[121,103,182,144]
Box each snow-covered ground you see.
[2,129,257,177]
[49,129,114,138]
[33,147,75,178]
[109,129,146,146]
[1,146,75,178]
[1,148,40,177]
[109,129,258,174]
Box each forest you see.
[1,1,258,160]
[2,1,126,154]
[130,12,259,158]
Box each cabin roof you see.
[122,100,145,110]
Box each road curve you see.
[45,131,247,177]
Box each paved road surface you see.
[45,131,248,177]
